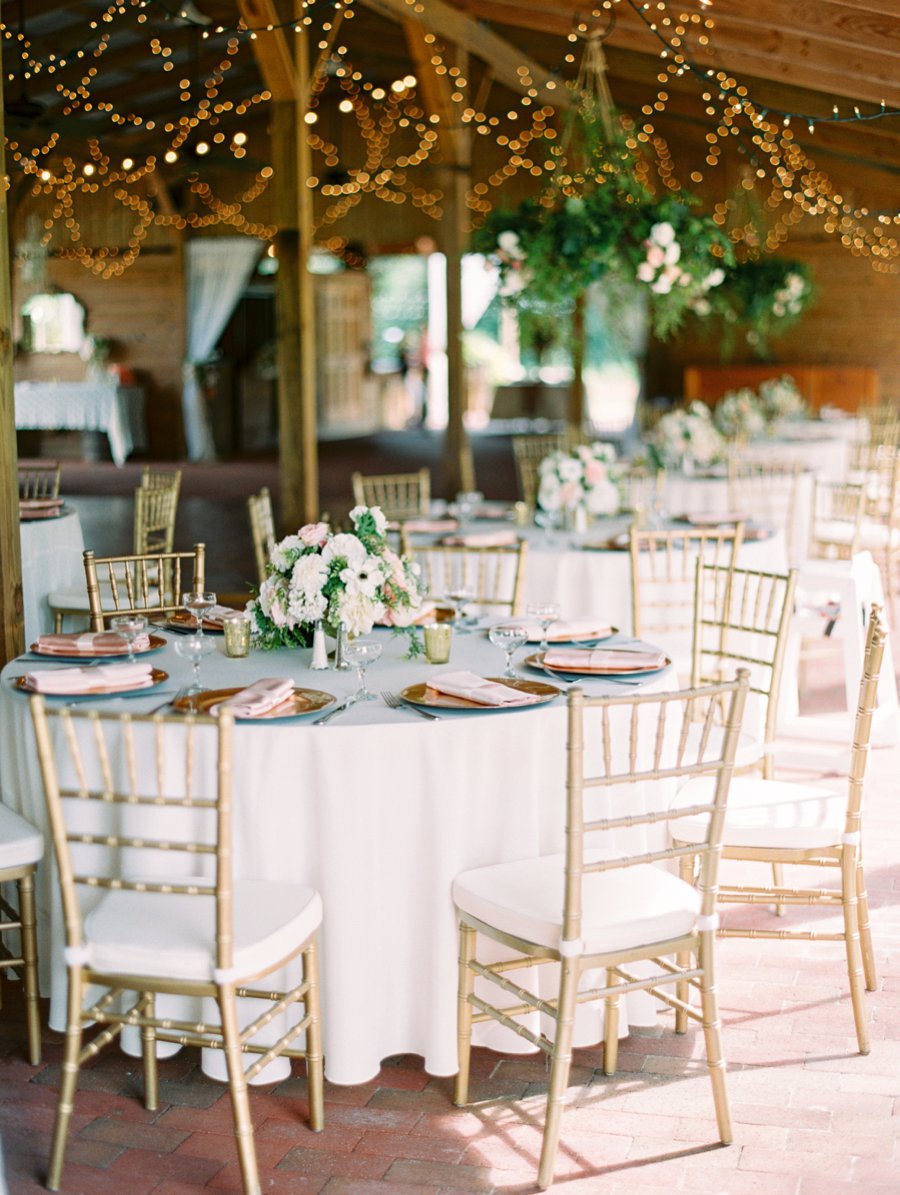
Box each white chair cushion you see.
[0,804,44,869]
[671,775,846,851]
[683,723,764,771]
[453,850,700,956]
[82,879,322,982]
[47,588,90,613]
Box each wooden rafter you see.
[237,0,299,101]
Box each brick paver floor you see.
[2,637,898,1193]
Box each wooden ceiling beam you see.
[358,0,571,108]
[237,0,299,102]
[403,18,468,165]
[706,0,900,56]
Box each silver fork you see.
[381,691,441,721]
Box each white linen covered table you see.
[0,625,677,1086]
[14,380,144,466]
[19,508,85,646]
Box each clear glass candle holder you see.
[423,622,452,664]
[222,612,251,658]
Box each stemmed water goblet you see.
[342,638,383,702]
[488,623,528,679]
[174,633,216,708]
[109,613,147,664]
[182,591,217,636]
[444,584,475,633]
[527,601,561,653]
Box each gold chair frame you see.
[454,672,750,1190]
[19,461,61,500]
[84,542,206,630]
[512,431,588,508]
[0,813,42,1065]
[30,699,324,1194]
[630,524,744,646]
[808,479,867,562]
[247,486,276,586]
[691,559,799,781]
[140,465,183,496]
[404,539,528,616]
[133,482,179,556]
[673,605,887,1054]
[350,468,431,521]
[726,457,803,562]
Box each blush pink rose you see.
[299,522,329,547]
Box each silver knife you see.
[313,695,357,725]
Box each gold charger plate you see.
[14,667,169,699]
[172,686,336,721]
[527,651,671,677]
[401,676,560,711]
[28,633,167,661]
[525,626,617,645]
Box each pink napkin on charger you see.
[24,662,155,694]
[426,670,542,706]
[522,617,613,644]
[440,530,519,548]
[34,631,152,656]
[683,511,750,527]
[211,677,295,717]
[195,604,239,629]
[402,518,459,533]
[543,647,667,672]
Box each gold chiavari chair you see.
[247,486,276,586]
[84,542,206,630]
[0,805,44,1065]
[453,672,750,1191]
[807,479,867,562]
[858,445,900,618]
[726,457,804,562]
[351,468,431,521]
[619,463,666,517]
[140,464,183,496]
[671,604,887,1054]
[133,481,179,555]
[691,559,799,781]
[29,699,324,1194]
[18,461,61,500]
[512,430,587,509]
[629,524,744,677]
[403,539,528,617]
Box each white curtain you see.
[182,237,262,460]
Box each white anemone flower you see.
[323,532,367,569]
[650,221,676,246]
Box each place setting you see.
[171,676,337,722]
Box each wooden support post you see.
[569,292,586,433]
[0,32,25,664]
[441,162,471,499]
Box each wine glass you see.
[109,613,147,664]
[488,623,527,679]
[527,601,561,653]
[174,633,216,707]
[342,638,382,702]
[444,584,475,633]
[182,591,217,636]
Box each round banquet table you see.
[0,624,681,1087]
[19,507,85,646]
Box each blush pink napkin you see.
[402,518,459,533]
[522,618,613,643]
[212,677,295,717]
[34,631,152,656]
[196,604,239,628]
[440,530,519,548]
[683,511,750,527]
[25,662,155,694]
[543,647,667,672]
[426,670,542,706]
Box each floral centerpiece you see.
[247,506,424,650]
[537,442,621,519]
[757,374,809,423]
[713,388,766,440]
[649,402,725,471]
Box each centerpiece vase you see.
[332,621,351,670]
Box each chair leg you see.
[602,967,620,1076]
[841,849,870,1055]
[303,940,325,1132]
[675,853,694,1034]
[218,984,261,1195]
[53,611,64,633]
[772,863,786,917]
[698,930,732,1145]
[856,858,877,992]
[454,923,476,1107]
[537,956,580,1191]
[47,968,85,1192]
[140,992,158,1111]
[18,871,41,1066]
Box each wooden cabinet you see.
[683,364,879,412]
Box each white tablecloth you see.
[19,508,85,646]
[14,380,145,466]
[0,626,677,1086]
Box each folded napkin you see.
[196,604,238,629]
[426,670,542,706]
[543,647,667,672]
[440,530,519,548]
[24,662,155,694]
[211,677,295,717]
[402,518,459,534]
[34,631,152,656]
[683,511,750,527]
[522,617,613,643]
[19,498,63,511]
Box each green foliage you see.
[702,258,814,359]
